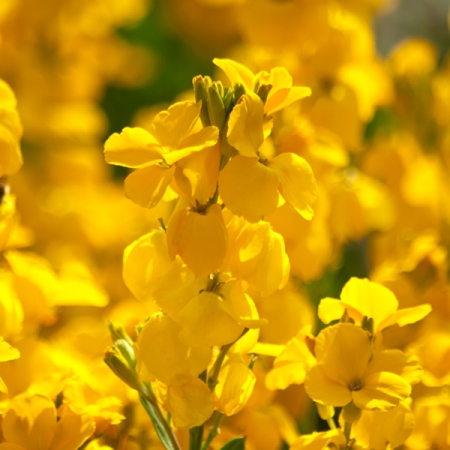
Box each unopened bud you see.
[104,346,140,391]
[233,83,246,104]
[256,84,272,105]
[361,316,374,336]
[207,82,226,131]
[108,321,133,347]
[193,75,212,127]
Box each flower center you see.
[349,378,363,391]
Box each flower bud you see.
[104,346,140,391]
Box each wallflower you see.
[166,199,228,278]
[223,214,290,296]
[352,400,414,449]
[0,394,95,450]
[219,91,317,223]
[213,58,312,116]
[304,323,422,410]
[318,277,431,334]
[104,101,219,209]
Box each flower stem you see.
[139,383,181,450]
[201,412,224,450]
[343,421,352,443]
[207,328,248,391]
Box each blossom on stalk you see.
[318,277,432,334]
[104,101,219,209]
[304,323,422,411]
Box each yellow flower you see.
[104,101,219,208]
[165,376,214,429]
[215,354,256,416]
[213,58,311,116]
[318,277,431,334]
[0,79,23,177]
[1,394,95,450]
[166,199,228,278]
[219,92,317,223]
[136,313,211,385]
[265,327,316,391]
[352,401,414,450]
[304,323,421,410]
[224,215,290,296]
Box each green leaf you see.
[139,394,181,450]
[220,437,246,450]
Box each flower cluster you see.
[0,0,449,449]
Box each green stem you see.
[200,412,224,450]
[326,416,336,430]
[208,329,248,391]
[189,426,204,450]
[139,384,181,450]
[343,421,352,443]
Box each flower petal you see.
[378,304,432,330]
[123,230,173,301]
[304,365,352,407]
[219,156,279,223]
[318,298,345,324]
[227,92,265,158]
[166,378,214,429]
[178,291,244,347]
[173,145,220,205]
[269,153,317,220]
[265,86,312,115]
[124,165,175,209]
[314,323,371,387]
[215,356,256,416]
[137,314,211,384]
[164,126,219,165]
[104,127,163,168]
[213,58,254,91]
[353,372,411,411]
[340,278,398,331]
[167,203,228,278]
[150,101,202,149]
[365,350,423,386]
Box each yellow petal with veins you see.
[124,165,175,209]
[167,203,228,278]
[378,304,432,330]
[164,126,219,165]
[304,366,352,407]
[215,356,256,416]
[227,92,264,158]
[352,372,411,411]
[269,153,317,220]
[179,291,244,347]
[104,127,163,168]
[150,101,202,149]
[137,314,211,384]
[265,86,311,116]
[213,58,254,90]
[340,278,398,331]
[174,145,220,205]
[166,377,214,429]
[315,323,371,387]
[219,156,279,223]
